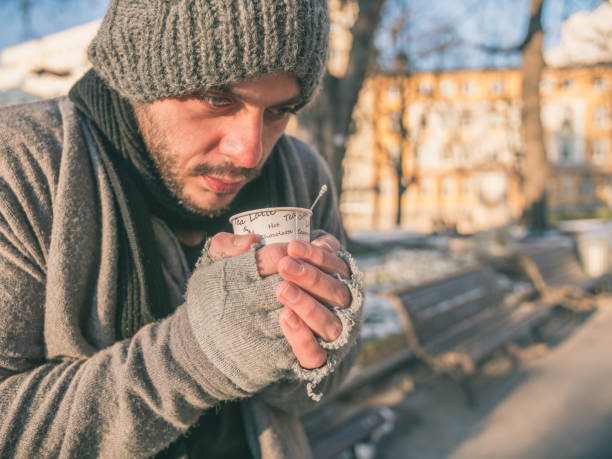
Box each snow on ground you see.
[356,246,479,340]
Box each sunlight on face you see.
[134,72,301,216]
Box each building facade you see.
[341,65,612,233]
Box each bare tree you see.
[454,0,547,231]
[520,0,548,231]
[390,16,411,227]
[19,0,32,41]
[297,0,386,200]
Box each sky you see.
[375,0,604,70]
[0,0,109,52]
[0,0,605,70]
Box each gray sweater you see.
[0,97,363,458]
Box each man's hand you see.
[207,233,351,370]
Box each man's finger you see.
[209,232,260,259]
[276,281,343,342]
[255,243,289,276]
[278,256,351,309]
[279,308,327,369]
[287,240,349,279]
[311,234,341,253]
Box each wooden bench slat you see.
[455,303,551,363]
[383,259,555,405]
[521,243,602,291]
[305,406,389,459]
[415,293,501,343]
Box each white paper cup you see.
[229,207,312,244]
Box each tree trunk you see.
[396,75,408,227]
[298,0,386,200]
[520,0,549,231]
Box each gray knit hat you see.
[88,0,329,106]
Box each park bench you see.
[380,265,551,405]
[514,241,610,312]
[301,304,409,458]
[302,239,612,454]
[302,401,395,459]
[301,337,405,458]
[302,242,606,453]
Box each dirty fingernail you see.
[291,240,310,257]
[283,258,304,276]
[284,309,300,329]
[313,240,334,253]
[281,283,300,302]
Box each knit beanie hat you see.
[88,0,330,106]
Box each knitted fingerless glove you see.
[185,240,364,401]
[185,245,294,396]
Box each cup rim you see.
[229,207,313,223]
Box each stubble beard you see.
[133,104,261,218]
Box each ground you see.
[367,298,612,459]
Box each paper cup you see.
[229,207,312,244]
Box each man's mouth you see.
[202,175,246,195]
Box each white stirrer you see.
[309,184,328,212]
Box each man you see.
[0,1,363,458]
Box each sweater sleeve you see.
[0,185,251,458]
[0,162,251,456]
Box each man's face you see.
[134,72,301,216]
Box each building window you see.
[561,78,574,90]
[379,178,394,196]
[540,78,555,93]
[490,79,504,95]
[417,81,432,96]
[460,111,473,127]
[440,80,456,97]
[560,177,573,200]
[456,146,470,163]
[388,143,401,162]
[582,177,594,197]
[441,177,455,197]
[416,146,426,164]
[560,117,574,162]
[389,111,403,133]
[592,139,610,165]
[488,108,505,127]
[387,85,401,101]
[595,105,611,129]
[420,178,433,197]
[419,113,428,129]
[461,177,473,196]
[462,80,476,95]
[594,77,610,90]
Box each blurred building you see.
[327,0,359,79]
[0,20,99,104]
[341,65,612,233]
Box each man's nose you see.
[219,112,264,169]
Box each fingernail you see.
[284,309,300,329]
[283,258,304,276]
[313,240,334,253]
[281,283,300,302]
[291,240,310,257]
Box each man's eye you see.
[267,106,298,119]
[202,95,233,108]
